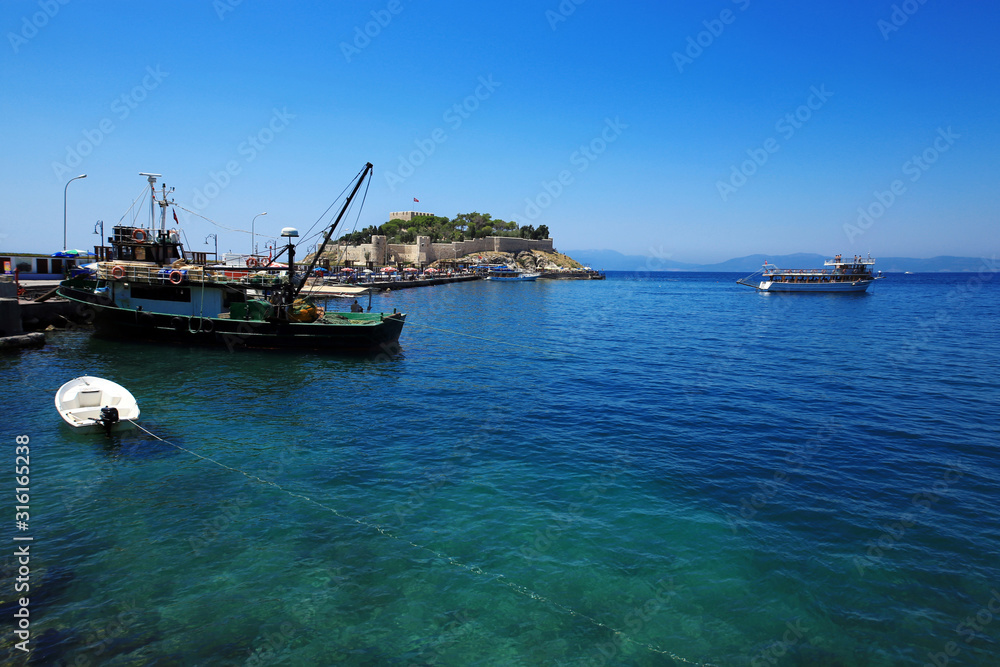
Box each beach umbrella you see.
[340,267,355,272]
[425,267,439,273]
[382,267,397,272]
[363,269,373,273]
[403,267,418,272]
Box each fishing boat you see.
[57,164,406,353]
[737,254,883,293]
[55,376,139,432]
[484,266,539,281]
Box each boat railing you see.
[95,262,284,287]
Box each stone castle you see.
[316,212,553,265]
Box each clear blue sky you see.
[1,0,997,262]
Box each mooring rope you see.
[126,419,716,666]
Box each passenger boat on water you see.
[484,266,540,281]
[57,163,406,353]
[737,254,883,293]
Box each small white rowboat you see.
[54,376,140,430]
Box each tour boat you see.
[737,254,883,293]
[484,266,540,281]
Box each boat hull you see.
[58,287,405,354]
[756,280,873,292]
[485,275,539,281]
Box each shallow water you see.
[4,270,999,665]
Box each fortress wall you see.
[320,236,554,266]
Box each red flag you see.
[172,209,179,226]
[413,197,419,203]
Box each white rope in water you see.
[126,419,716,666]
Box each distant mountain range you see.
[563,250,996,273]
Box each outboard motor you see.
[98,406,120,435]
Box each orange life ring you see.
[169,270,183,285]
[111,265,126,280]
[246,257,258,268]
[132,229,147,243]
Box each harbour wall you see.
[325,235,554,266]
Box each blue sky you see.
[1,0,997,263]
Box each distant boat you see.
[484,266,539,281]
[737,254,883,292]
[904,271,913,274]
[55,376,139,432]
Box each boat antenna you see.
[292,162,373,299]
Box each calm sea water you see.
[3,270,999,666]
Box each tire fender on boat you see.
[189,317,213,333]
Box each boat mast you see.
[139,172,161,229]
[292,162,373,300]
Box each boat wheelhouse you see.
[737,254,883,293]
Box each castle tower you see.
[371,235,387,266]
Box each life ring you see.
[246,257,258,268]
[111,265,126,280]
[169,270,183,285]
[132,229,147,243]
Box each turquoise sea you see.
[3,270,1000,666]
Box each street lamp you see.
[251,212,267,256]
[63,174,87,251]
[205,233,218,261]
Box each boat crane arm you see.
[292,162,373,300]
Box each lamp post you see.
[63,174,87,251]
[205,233,218,262]
[251,212,267,256]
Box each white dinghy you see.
[55,376,140,431]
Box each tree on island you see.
[334,212,548,245]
